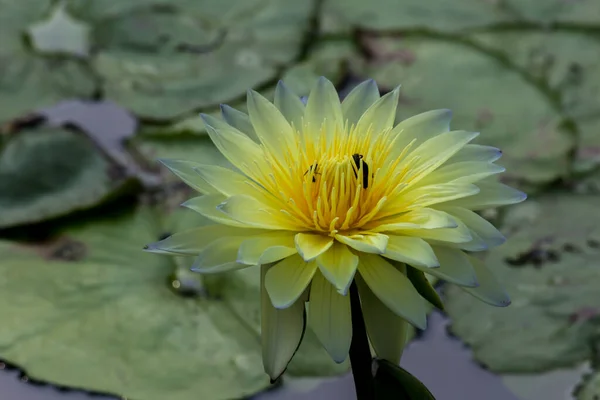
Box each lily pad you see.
[78,0,313,120]
[0,120,137,229]
[0,0,96,124]
[446,195,600,373]
[353,36,573,185]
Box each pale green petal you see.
[447,144,502,164]
[341,79,380,126]
[265,255,317,309]
[356,274,410,364]
[388,109,452,160]
[190,237,250,274]
[461,256,510,307]
[437,206,505,248]
[416,162,505,187]
[145,225,262,255]
[308,271,351,363]
[398,221,472,244]
[182,195,247,227]
[159,159,215,194]
[295,233,334,261]
[220,104,259,142]
[383,236,439,268]
[398,131,479,186]
[316,242,358,295]
[261,264,306,381]
[335,233,388,254]
[355,86,399,138]
[358,254,427,329]
[274,80,305,128]
[217,194,299,230]
[444,181,527,211]
[247,90,296,161]
[193,164,252,197]
[202,114,268,179]
[413,246,478,287]
[237,233,297,265]
[304,77,343,143]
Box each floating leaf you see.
[446,195,600,373]
[374,359,436,399]
[76,0,313,120]
[353,36,573,185]
[27,3,90,56]
[0,121,137,229]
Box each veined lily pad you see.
[353,36,573,185]
[77,0,313,120]
[446,195,600,373]
[0,121,137,229]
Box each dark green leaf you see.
[374,359,436,400]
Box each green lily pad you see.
[0,121,137,229]
[78,0,313,120]
[576,368,600,400]
[353,36,573,185]
[446,195,600,373]
[0,0,96,124]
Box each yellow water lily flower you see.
[146,77,525,380]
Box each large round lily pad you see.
[0,121,137,229]
[73,0,313,120]
[353,36,573,185]
[0,201,347,399]
[446,195,600,373]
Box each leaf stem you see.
[349,281,375,400]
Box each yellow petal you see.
[415,162,505,187]
[341,79,380,126]
[356,274,410,364]
[316,242,359,295]
[191,237,251,274]
[182,195,247,227]
[261,264,306,381]
[247,90,296,161]
[274,80,305,128]
[398,220,472,244]
[447,144,502,163]
[159,159,215,194]
[295,233,334,261]
[355,86,399,139]
[413,246,478,287]
[382,183,480,214]
[358,254,427,329]
[368,208,457,232]
[335,233,388,254]
[218,194,299,230]
[308,270,351,363]
[145,225,263,255]
[461,256,510,307]
[444,181,527,211]
[202,114,268,179]
[437,206,506,248]
[220,104,259,142]
[304,77,343,143]
[265,255,317,309]
[383,236,439,268]
[387,109,452,161]
[237,232,297,265]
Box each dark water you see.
[0,102,586,400]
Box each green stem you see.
[349,281,375,400]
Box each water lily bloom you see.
[146,77,526,380]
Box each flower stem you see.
[349,281,375,400]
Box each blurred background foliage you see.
[1,0,600,399]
